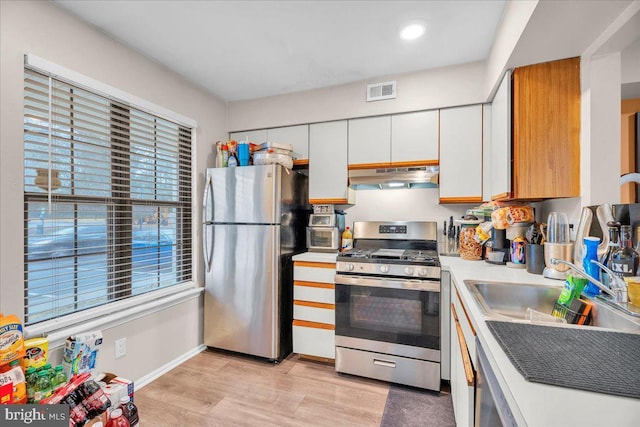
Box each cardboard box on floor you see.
[99,372,134,408]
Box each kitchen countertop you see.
[292,251,338,263]
[441,256,640,427]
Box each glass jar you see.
[458,222,483,260]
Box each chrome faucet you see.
[550,258,628,303]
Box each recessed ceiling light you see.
[400,24,425,41]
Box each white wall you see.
[484,0,538,99]
[344,188,471,231]
[227,61,487,131]
[0,0,226,381]
[621,40,640,84]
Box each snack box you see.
[62,331,103,378]
[98,372,135,404]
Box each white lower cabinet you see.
[292,260,336,359]
[293,323,335,359]
[450,280,476,427]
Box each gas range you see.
[333,221,444,391]
[336,221,440,280]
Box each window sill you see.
[25,282,203,349]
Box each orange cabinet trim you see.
[294,300,335,310]
[294,261,336,269]
[452,304,475,387]
[439,197,483,204]
[389,160,439,168]
[293,319,335,330]
[294,281,335,289]
[309,198,348,205]
[491,192,511,201]
[348,162,391,170]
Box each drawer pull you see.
[452,303,475,386]
[373,358,396,368]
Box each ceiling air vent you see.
[367,81,397,102]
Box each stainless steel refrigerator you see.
[203,164,309,361]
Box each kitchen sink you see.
[464,280,640,333]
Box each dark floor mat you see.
[380,384,455,427]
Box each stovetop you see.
[335,221,441,280]
[338,248,439,266]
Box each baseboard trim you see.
[135,344,207,390]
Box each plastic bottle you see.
[52,365,67,390]
[108,408,131,427]
[25,366,38,403]
[33,369,52,403]
[341,227,353,252]
[222,144,229,167]
[39,362,55,384]
[582,236,601,296]
[228,152,238,167]
[215,141,223,168]
[119,395,139,427]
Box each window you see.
[23,69,192,325]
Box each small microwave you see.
[306,227,341,252]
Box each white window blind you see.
[23,68,192,325]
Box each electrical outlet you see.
[115,337,127,359]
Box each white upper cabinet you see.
[229,129,267,145]
[348,116,391,167]
[309,120,354,204]
[490,70,512,200]
[267,125,309,164]
[391,110,439,165]
[439,104,483,203]
[482,104,492,202]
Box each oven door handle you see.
[334,274,440,292]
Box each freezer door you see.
[204,224,281,359]
[207,165,280,224]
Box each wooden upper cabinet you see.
[511,57,580,200]
[348,116,391,168]
[267,125,309,166]
[391,110,439,166]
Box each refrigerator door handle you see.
[203,171,213,223]
[204,225,214,273]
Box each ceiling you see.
[53,0,507,102]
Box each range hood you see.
[348,165,439,190]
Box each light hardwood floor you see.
[135,349,391,426]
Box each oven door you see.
[335,274,440,360]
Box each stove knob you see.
[379,265,389,273]
[417,268,427,277]
[404,267,414,275]
[346,263,354,272]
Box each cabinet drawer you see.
[293,264,336,283]
[294,301,335,325]
[293,321,335,359]
[294,283,335,304]
[335,346,440,390]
